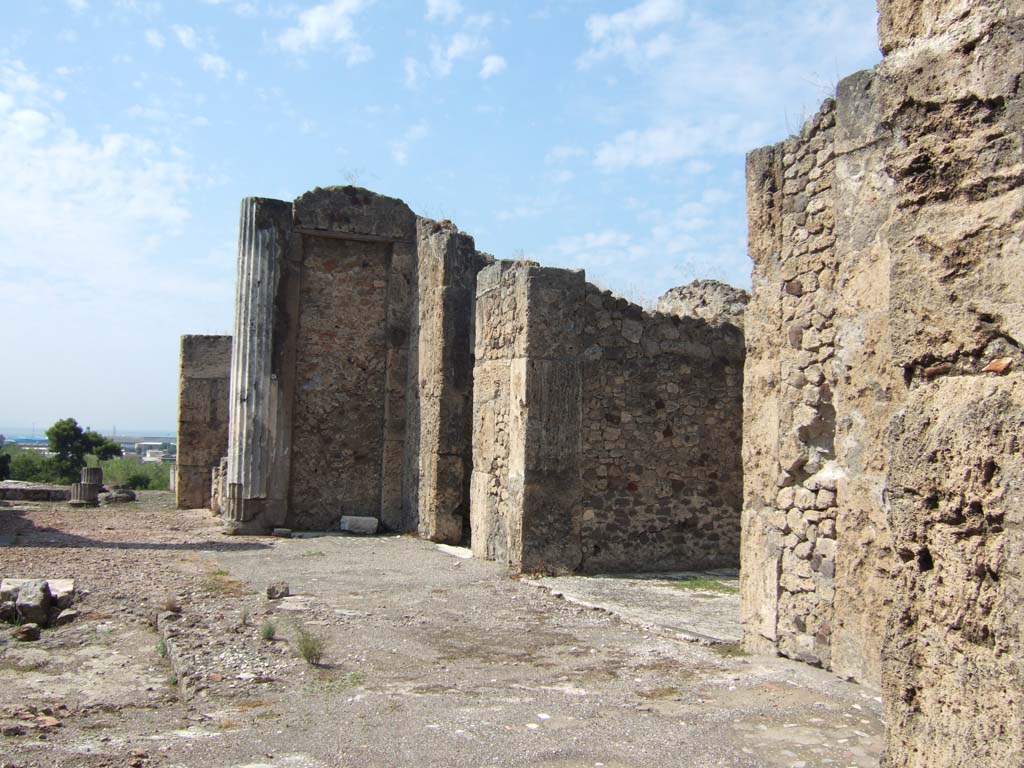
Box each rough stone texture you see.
[656,279,750,329]
[176,335,232,510]
[742,102,847,670]
[882,378,1023,767]
[743,0,1024,763]
[472,262,743,575]
[15,580,50,626]
[580,285,743,572]
[415,220,490,544]
[470,262,580,573]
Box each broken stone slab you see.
[435,544,473,559]
[1,578,75,611]
[12,623,41,641]
[15,580,51,626]
[339,516,379,535]
[266,582,290,600]
[52,609,79,627]
[272,528,293,538]
[102,488,137,504]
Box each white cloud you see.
[479,54,506,79]
[579,0,683,68]
[0,59,237,431]
[199,53,231,79]
[403,57,420,88]
[425,0,461,23]
[173,25,198,50]
[144,29,165,49]
[430,16,489,77]
[545,144,585,165]
[593,115,768,171]
[390,121,428,166]
[278,0,375,65]
[67,0,89,12]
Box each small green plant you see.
[240,608,250,626]
[166,674,178,687]
[260,619,276,641]
[157,638,168,658]
[710,642,749,659]
[124,472,151,490]
[294,625,324,666]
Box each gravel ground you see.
[0,493,884,768]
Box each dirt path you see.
[0,494,883,767]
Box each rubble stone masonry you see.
[471,262,743,574]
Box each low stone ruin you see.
[471,261,743,573]
[0,578,79,639]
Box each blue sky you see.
[1,0,881,434]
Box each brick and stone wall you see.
[743,0,1023,763]
[176,335,232,509]
[471,262,744,574]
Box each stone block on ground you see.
[266,582,290,600]
[15,579,51,626]
[12,623,41,641]
[339,516,379,535]
[52,609,79,626]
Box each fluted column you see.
[223,197,295,533]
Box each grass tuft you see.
[294,625,324,666]
[260,619,276,642]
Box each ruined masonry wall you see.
[176,335,232,509]
[580,285,743,572]
[742,101,845,669]
[471,262,744,574]
[416,220,489,544]
[744,1,1023,763]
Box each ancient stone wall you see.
[471,262,744,574]
[222,187,417,534]
[176,335,232,509]
[580,284,743,572]
[415,220,490,544]
[744,0,1023,762]
[741,101,849,669]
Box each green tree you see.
[46,418,122,482]
[0,435,10,481]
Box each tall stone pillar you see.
[416,220,487,543]
[224,197,297,534]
